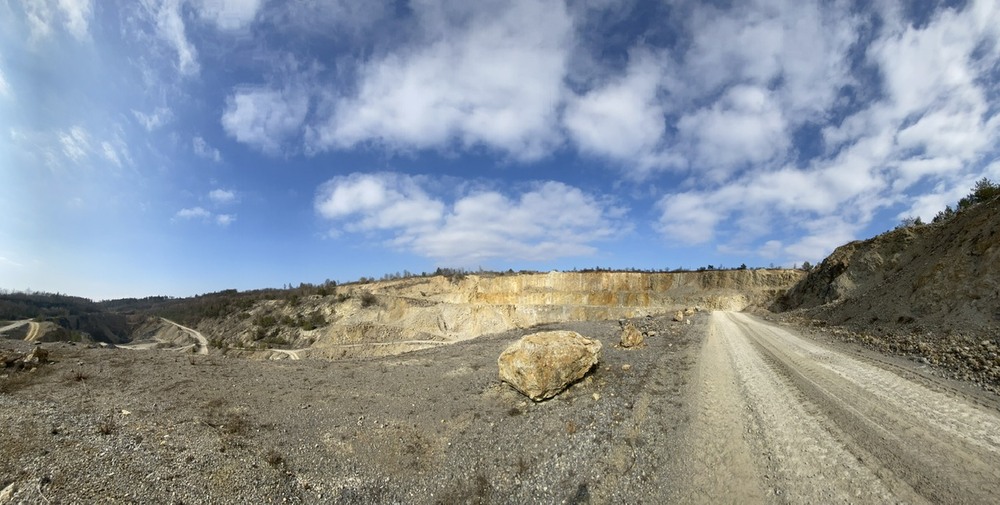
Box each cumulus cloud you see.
[192,136,222,162]
[222,86,309,153]
[564,51,673,172]
[315,173,625,265]
[215,214,236,226]
[175,207,211,220]
[648,0,1000,264]
[306,0,573,160]
[208,188,236,205]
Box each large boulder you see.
[498,331,602,401]
[620,323,645,348]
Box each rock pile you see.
[497,331,602,401]
[1,346,48,371]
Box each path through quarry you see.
[161,318,208,355]
[673,312,1000,503]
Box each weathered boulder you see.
[498,331,602,401]
[620,323,644,348]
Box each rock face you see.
[497,331,602,401]
[778,196,1000,333]
[620,323,644,348]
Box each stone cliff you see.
[189,269,803,359]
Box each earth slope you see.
[779,196,999,332]
[778,196,1000,389]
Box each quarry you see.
[1,196,999,504]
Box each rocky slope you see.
[779,196,999,332]
[777,196,1000,390]
[183,269,802,359]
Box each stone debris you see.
[498,331,602,401]
[619,323,645,348]
[1,347,49,371]
[673,311,685,322]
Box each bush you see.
[359,291,378,308]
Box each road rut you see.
[674,311,1000,504]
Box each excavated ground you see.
[4,312,1000,504]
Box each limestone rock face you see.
[620,323,644,348]
[498,331,602,401]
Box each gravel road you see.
[2,312,999,503]
[672,311,1000,504]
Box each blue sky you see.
[2,0,999,300]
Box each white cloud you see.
[192,136,222,162]
[208,188,236,205]
[316,173,444,230]
[564,51,673,172]
[0,67,10,98]
[132,108,173,131]
[24,0,93,41]
[58,0,92,40]
[193,0,263,30]
[215,214,236,226]
[175,207,211,220]
[24,0,55,42]
[676,85,789,179]
[101,141,121,167]
[59,126,90,162]
[648,0,1000,265]
[222,86,309,153]
[307,0,573,160]
[315,173,625,264]
[155,0,199,76]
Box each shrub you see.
[359,291,378,308]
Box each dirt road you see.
[0,320,30,334]
[161,318,208,355]
[674,311,1000,503]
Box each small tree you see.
[958,177,999,210]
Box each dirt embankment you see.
[777,196,1000,390]
[186,270,802,359]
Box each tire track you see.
[727,312,1000,503]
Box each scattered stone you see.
[683,307,695,316]
[25,347,48,365]
[592,393,601,401]
[621,364,632,371]
[620,323,645,348]
[673,311,684,322]
[498,331,602,401]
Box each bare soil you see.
[3,312,1000,504]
